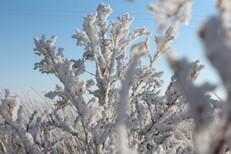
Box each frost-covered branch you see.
[3,1,231,153]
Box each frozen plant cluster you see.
[32,3,201,153]
[0,1,231,153]
[149,0,231,153]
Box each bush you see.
[0,1,231,153]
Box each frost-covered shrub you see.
[31,3,202,153]
[1,1,230,154]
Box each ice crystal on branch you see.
[3,1,230,153]
[31,3,199,153]
[148,0,192,30]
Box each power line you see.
[0,8,154,20]
[0,12,203,23]
[0,7,153,16]
[0,8,206,23]
[0,7,210,17]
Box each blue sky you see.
[0,0,223,98]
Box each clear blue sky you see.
[0,0,223,98]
